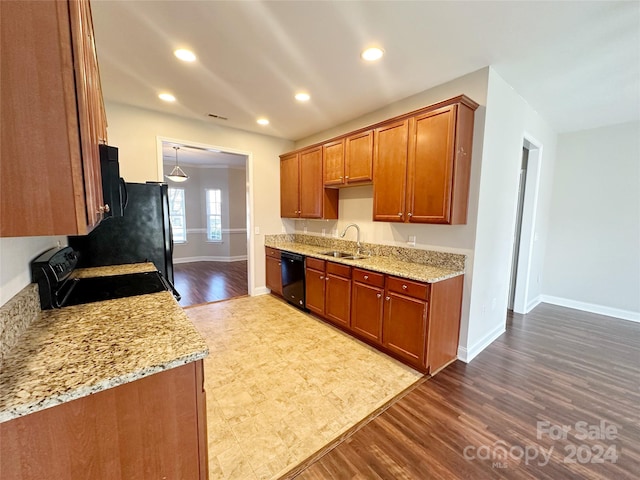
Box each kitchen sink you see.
[319,251,369,260]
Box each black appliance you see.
[281,251,305,310]
[68,182,177,287]
[99,144,126,218]
[30,246,173,309]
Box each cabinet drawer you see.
[352,268,384,287]
[306,256,325,271]
[265,247,281,259]
[326,261,351,278]
[386,276,429,300]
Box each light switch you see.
[254,226,260,235]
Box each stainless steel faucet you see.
[340,223,361,254]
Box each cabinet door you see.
[407,105,457,224]
[323,139,345,186]
[299,147,324,218]
[280,153,300,218]
[265,256,283,295]
[373,119,409,222]
[345,130,373,184]
[305,267,326,316]
[325,273,351,328]
[383,291,427,368]
[351,281,384,343]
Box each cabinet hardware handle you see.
[325,277,329,281]
[408,212,412,217]
[97,204,110,214]
[364,275,369,280]
[104,204,110,213]
[339,176,343,179]
[398,212,403,217]
[320,276,324,280]
[402,284,408,290]
[278,262,281,265]
[376,293,382,299]
[345,175,349,179]
[385,296,390,301]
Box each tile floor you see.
[186,295,423,480]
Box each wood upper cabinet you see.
[280,147,338,219]
[265,247,282,296]
[0,361,208,480]
[280,153,300,218]
[0,0,108,237]
[406,103,475,224]
[324,262,352,328]
[345,129,374,184]
[372,119,410,222]
[323,139,345,186]
[323,130,374,187]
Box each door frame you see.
[155,136,255,296]
[511,133,543,314]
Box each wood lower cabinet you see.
[0,361,208,480]
[351,269,384,343]
[265,247,283,295]
[280,147,338,219]
[305,257,326,316]
[324,262,352,328]
[383,287,428,368]
[0,0,108,237]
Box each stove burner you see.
[62,271,169,307]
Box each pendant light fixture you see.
[165,146,189,182]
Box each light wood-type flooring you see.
[293,303,640,479]
[174,261,248,307]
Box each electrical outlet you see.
[321,228,326,237]
[303,226,308,233]
[281,226,286,233]
[491,297,496,310]
[407,235,416,246]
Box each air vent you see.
[208,113,228,120]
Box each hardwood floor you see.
[292,304,640,479]
[174,261,248,307]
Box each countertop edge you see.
[0,350,208,424]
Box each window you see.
[168,187,186,243]
[206,188,222,241]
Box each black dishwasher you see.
[281,251,305,310]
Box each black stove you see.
[31,246,178,309]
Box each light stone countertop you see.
[266,241,464,283]
[0,265,208,423]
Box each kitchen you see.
[1,1,639,479]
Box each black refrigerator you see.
[68,182,176,286]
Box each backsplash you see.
[0,283,40,371]
[265,233,466,271]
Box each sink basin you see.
[319,250,353,258]
[319,251,369,260]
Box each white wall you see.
[165,165,248,262]
[0,236,66,306]
[105,102,292,294]
[463,68,557,360]
[542,121,640,320]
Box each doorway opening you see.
[157,137,253,307]
[509,136,542,313]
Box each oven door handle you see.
[159,272,181,302]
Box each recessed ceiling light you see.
[257,118,269,126]
[295,92,311,102]
[174,49,196,62]
[361,47,384,62]
[158,93,176,102]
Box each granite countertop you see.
[266,240,464,283]
[0,264,208,423]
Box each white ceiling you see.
[92,1,640,142]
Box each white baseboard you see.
[457,323,506,363]
[252,287,270,296]
[174,255,247,264]
[525,295,542,313]
[540,295,640,323]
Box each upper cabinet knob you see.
[397,212,403,217]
